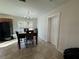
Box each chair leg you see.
[25,39,28,48]
[36,36,38,45]
[32,39,34,46]
[18,39,21,49]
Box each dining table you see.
[16,30,38,49]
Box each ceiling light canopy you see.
[49,0,53,2]
[19,0,26,2]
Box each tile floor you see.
[0,40,63,59]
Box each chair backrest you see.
[24,28,29,32]
[26,30,34,38]
[34,28,38,33]
[16,31,19,37]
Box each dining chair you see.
[25,30,34,47]
[34,28,38,45]
[24,28,29,32]
[16,31,26,49]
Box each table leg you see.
[36,36,38,45]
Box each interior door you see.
[49,15,60,48]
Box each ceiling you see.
[0,0,69,17]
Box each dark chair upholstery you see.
[64,48,79,59]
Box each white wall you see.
[38,0,79,53]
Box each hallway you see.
[0,41,63,59]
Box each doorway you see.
[48,13,60,49]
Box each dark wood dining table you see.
[16,30,38,49]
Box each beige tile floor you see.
[0,40,63,59]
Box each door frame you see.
[47,12,61,49]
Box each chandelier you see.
[24,10,33,20]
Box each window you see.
[17,21,34,31]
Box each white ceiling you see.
[0,0,69,17]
